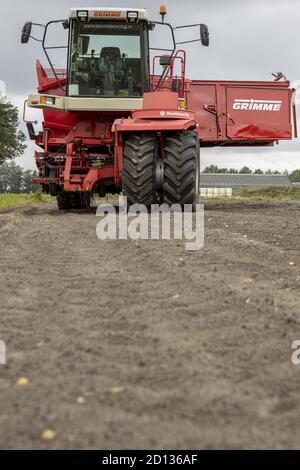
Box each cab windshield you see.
[68,21,148,97]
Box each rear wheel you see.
[77,192,91,209]
[123,133,157,207]
[162,130,199,206]
[56,191,91,210]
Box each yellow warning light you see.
[160,4,167,15]
[40,96,56,106]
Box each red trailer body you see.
[187,79,296,146]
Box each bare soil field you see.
[0,199,299,449]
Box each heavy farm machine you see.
[21,6,297,209]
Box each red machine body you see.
[29,60,296,195]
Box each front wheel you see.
[162,130,199,206]
[123,133,157,207]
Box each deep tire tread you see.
[163,130,199,206]
[123,133,157,206]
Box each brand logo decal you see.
[160,111,190,118]
[94,11,121,17]
[233,99,282,111]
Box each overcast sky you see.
[1,0,300,171]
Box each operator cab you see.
[68,8,150,98]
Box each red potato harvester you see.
[21,5,297,209]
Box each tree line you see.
[0,98,25,165]
[0,161,39,193]
[203,165,300,183]
[0,98,39,193]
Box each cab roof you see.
[69,7,149,21]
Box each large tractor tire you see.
[162,130,199,206]
[123,133,157,207]
[56,191,91,210]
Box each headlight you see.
[127,11,138,23]
[77,10,88,22]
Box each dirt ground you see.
[0,199,299,450]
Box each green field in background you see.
[0,193,52,209]
[232,186,300,201]
[1,187,300,209]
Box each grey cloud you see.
[2,0,299,94]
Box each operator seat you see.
[99,47,124,79]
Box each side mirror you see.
[21,21,32,44]
[200,24,209,47]
[62,20,69,30]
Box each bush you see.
[30,190,43,202]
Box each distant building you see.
[200,173,292,189]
